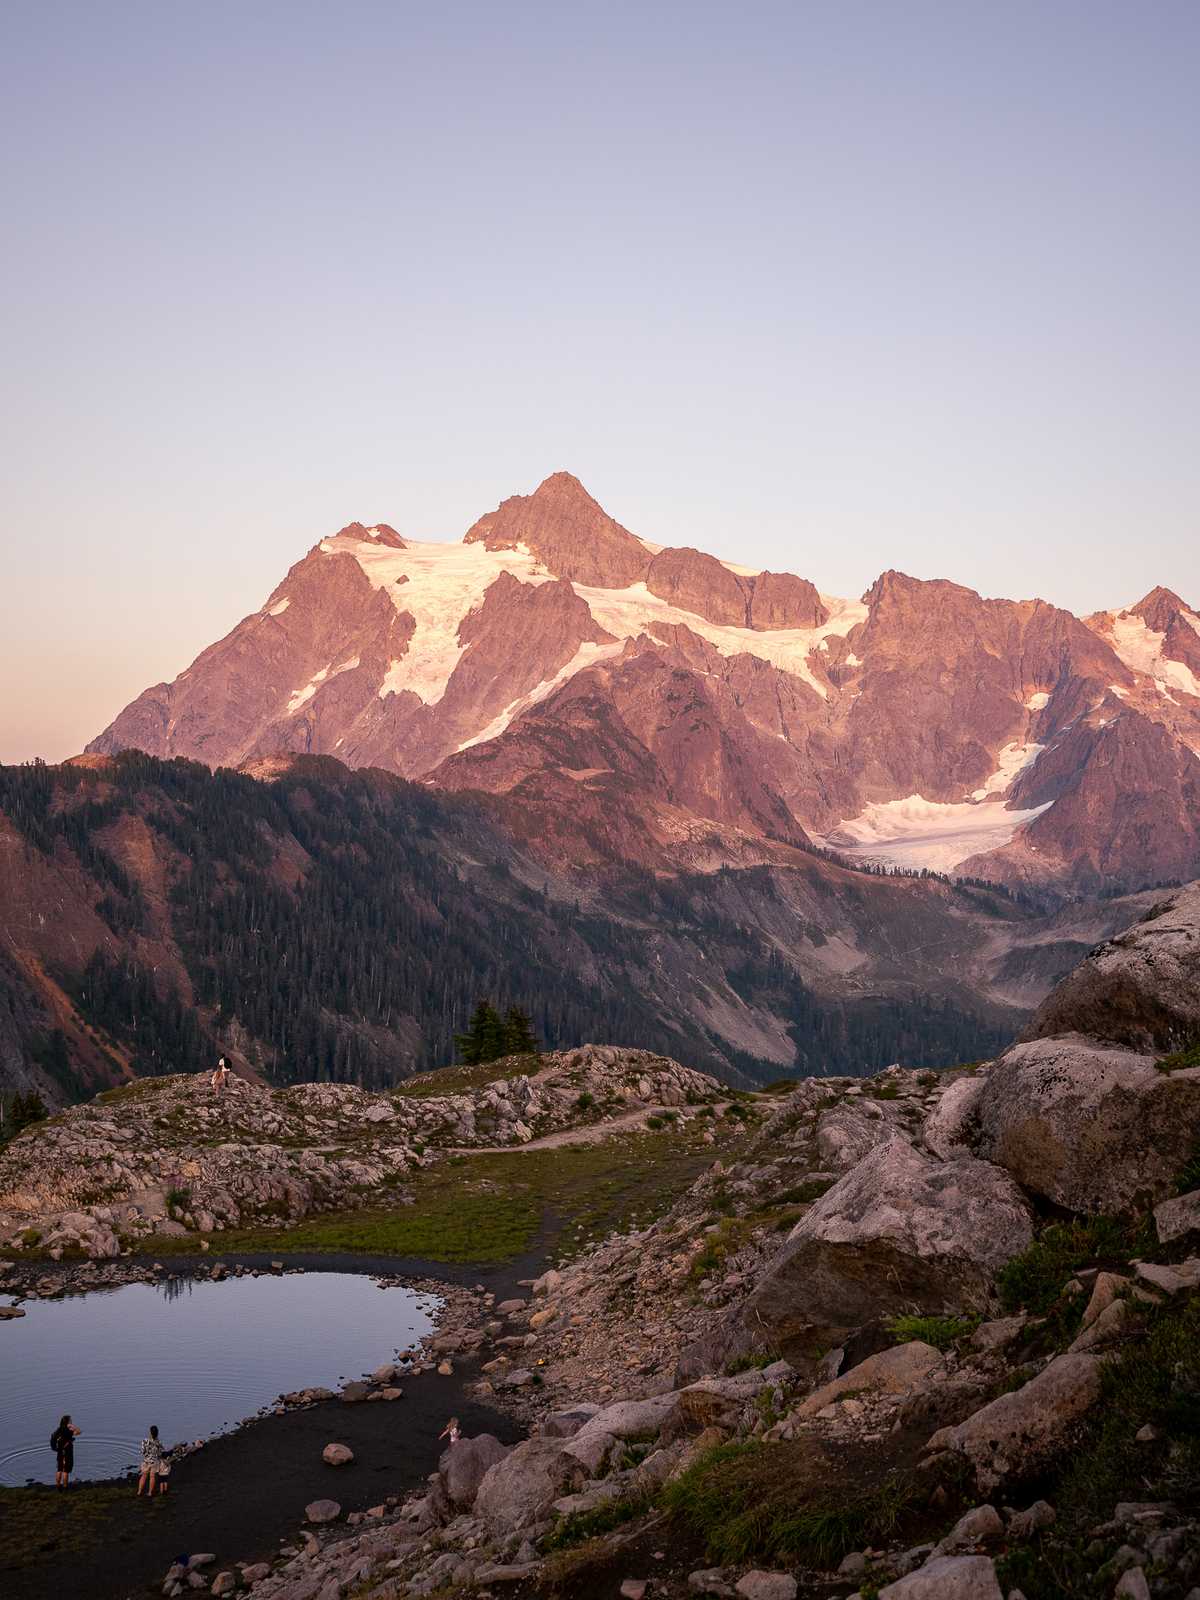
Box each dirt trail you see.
[446,1101,736,1155]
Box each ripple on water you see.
[0,1272,438,1485]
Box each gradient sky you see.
[3,1,1198,763]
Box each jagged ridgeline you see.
[0,754,1018,1099]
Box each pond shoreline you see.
[2,1247,546,1600]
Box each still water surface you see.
[0,1272,438,1485]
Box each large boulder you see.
[473,1436,585,1531]
[732,1138,1032,1361]
[922,1075,986,1159]
[815,1103,894,1168]
[973,1035,1200,1212]
[925,1351,1103,1490]
[794,1341,944,1418]
[878,1556,1002,1599]
[439,1434,511,1509]
[1024,882,1200,1052]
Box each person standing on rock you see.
[211,1057,229,1096]
[438,1416,461,1446]
[51,1414,80,1489]
[137,1425,167,1496]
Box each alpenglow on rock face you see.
[88,470,1200,892]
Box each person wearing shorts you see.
[52,1415,80,1488]
[138,1426,166,1495]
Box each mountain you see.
[90,472,1200,895]
[0,751,1163,1105]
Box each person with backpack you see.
[211,1057,230,1096]
[51,1414,80,1488]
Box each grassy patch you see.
[541,1492,650,1552]
[392,1056,541,1098]
[661,1439,924,1568]
[134,1123,729,1265]
[885,1313,979,1351]
[0,1483,131,1566]
[94,1075,174,1105]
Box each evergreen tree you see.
[501,1005,539,1057]
[3,1091,48,1138]
[454,1000,506,1064]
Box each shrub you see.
[997,1216,1153,1316]
[540,1492,649,1552]
[725,1351,779,1375]
[165,1186,191,1212]
[1172,1145,1200,1195]
[645,1115,665,1130]
[575,1092,595,1111]
[1156,1038,1200,1074]
[661,1440,923,1567]
[885,1313,979,1351]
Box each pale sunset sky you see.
[2,1,1198,761]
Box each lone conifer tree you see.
[454,1000,506,1064]
[501,1005,539,1057]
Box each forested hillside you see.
[0,753,1053,1101]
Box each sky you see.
[2,1,1198,763]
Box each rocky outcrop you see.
[645,547,751,626]
[748,571,827,630]
[732,1137,1032,1360]
[473,1436,585,1531]
[0,1047,721,1257]
[973,1034,1200,1212]
[463,471,651,588]
[926,1352,1104,1490]
[439,1434,510,1509]
[1024,880,1200,1052]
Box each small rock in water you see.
[305,1498,341,1523]
[322,1442,354,1466]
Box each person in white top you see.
[211,1058,230,1095]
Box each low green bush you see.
[884,1313,979,1351]
[540,1492,649,1552]
[997,1216,1153,1316]
[661,1439,923,1568]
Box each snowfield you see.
[819,792,1053,872]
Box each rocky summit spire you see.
[463,471,652,587]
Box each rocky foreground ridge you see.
[5,886,1200,1599]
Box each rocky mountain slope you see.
[6,749,1157,1104]
[90,471,1200,894]
[6,880,1199,1599]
